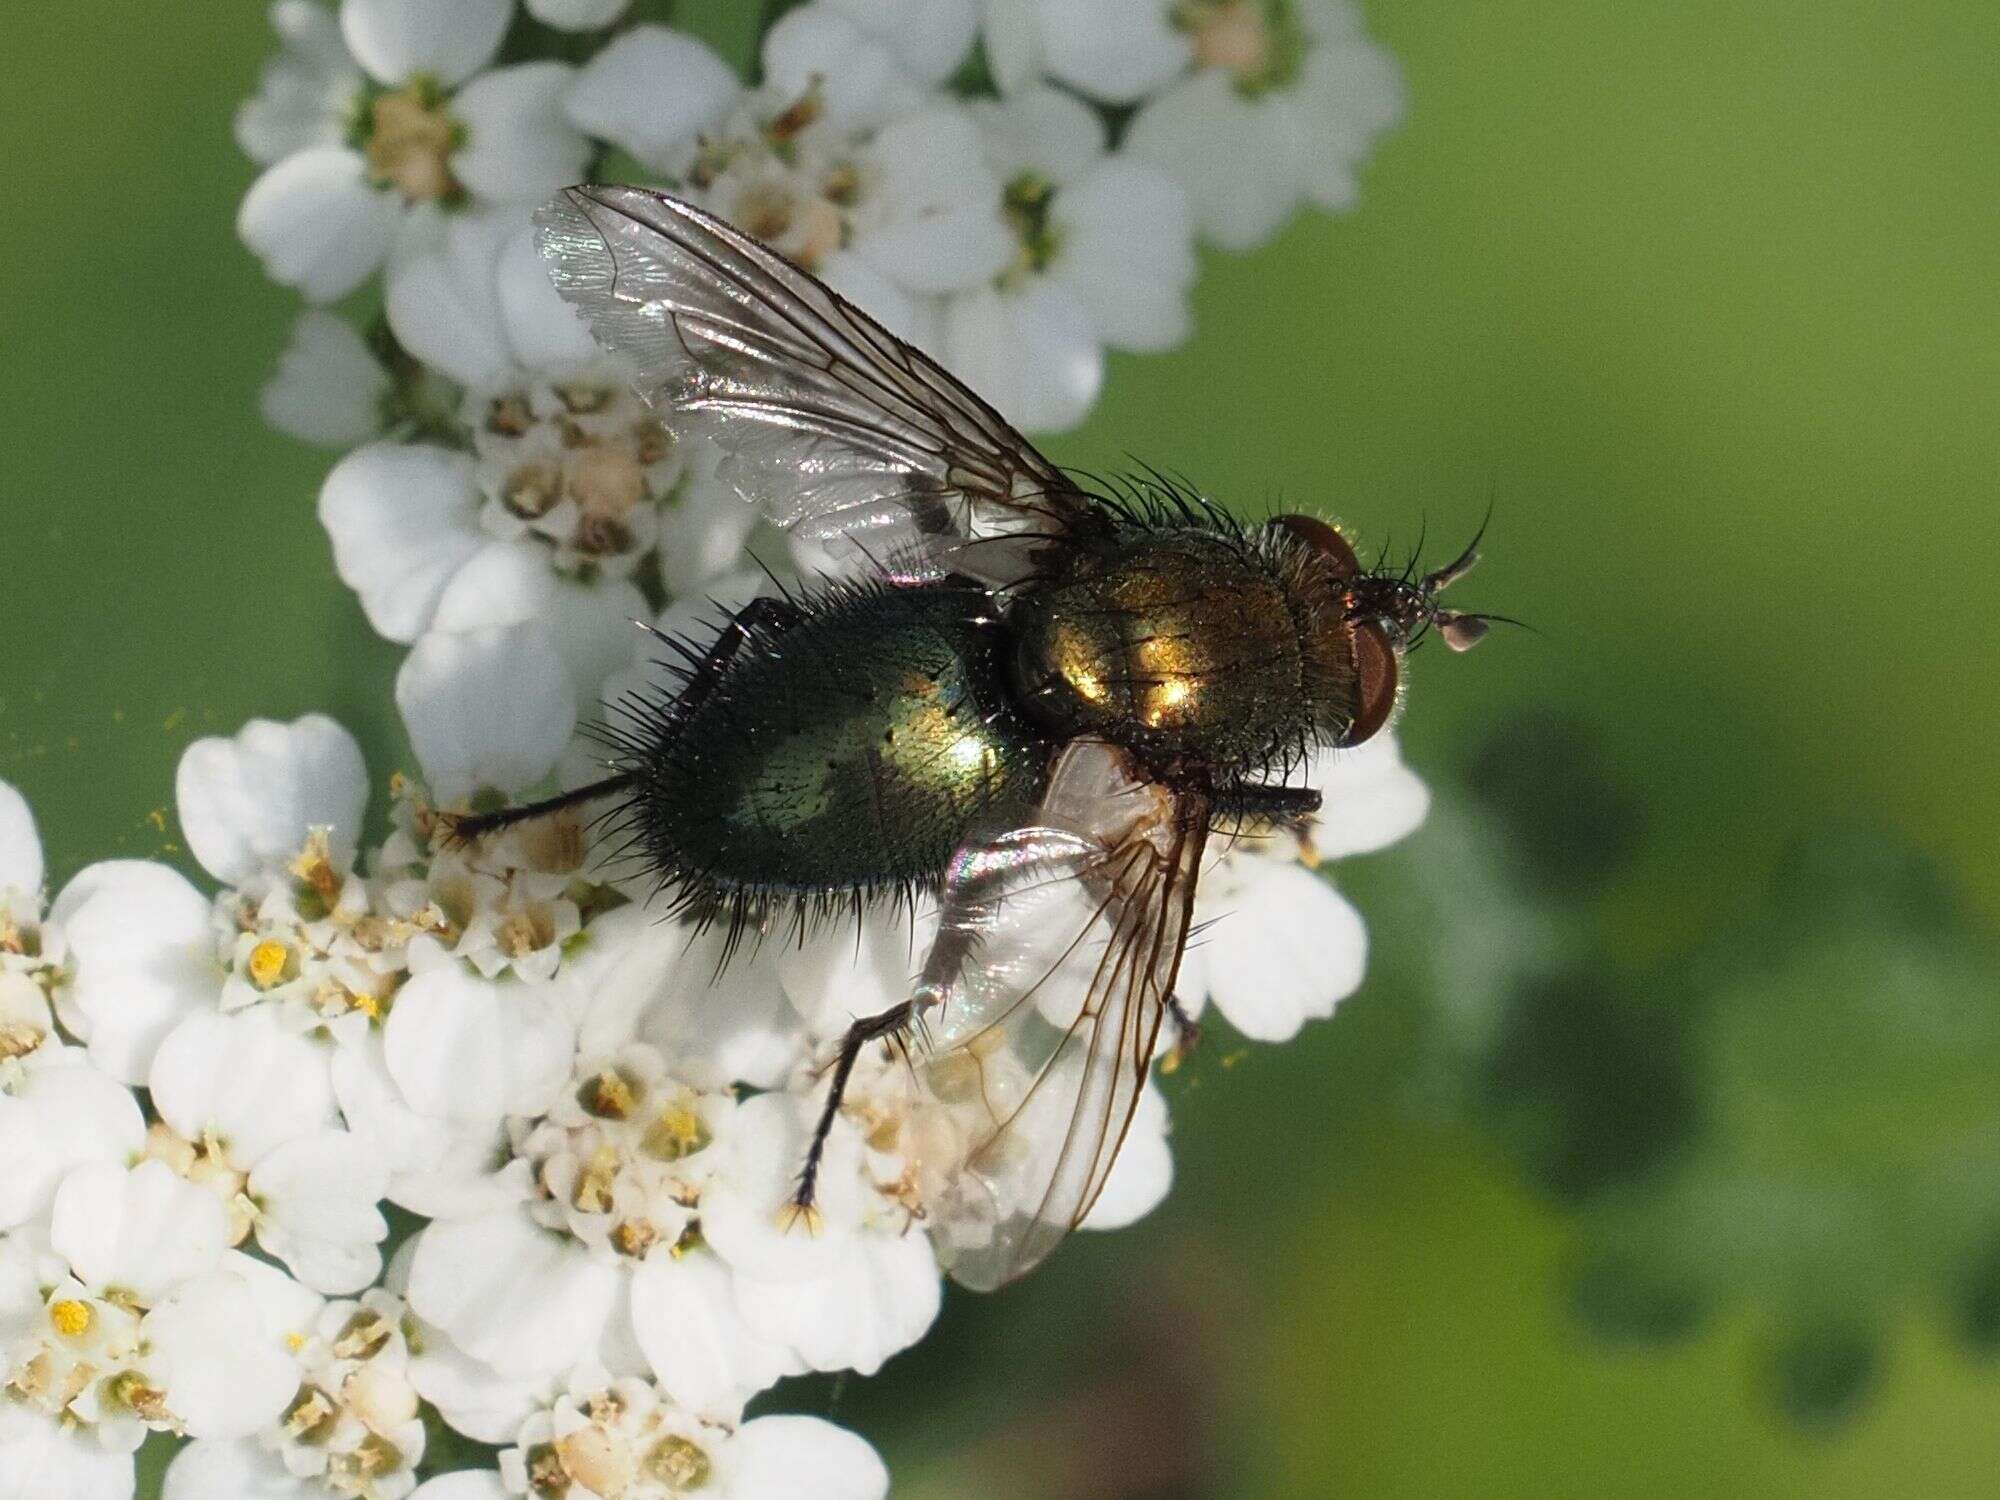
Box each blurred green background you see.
[6,2,1999,1495]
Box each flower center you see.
[1174,0,1306,96]
[518,1047,720,1259]
[1000,173,1062,288]
[248,937,293,989]
[646,1433,713,1490]
[361,78,463,204]
[48,1299,92,1339]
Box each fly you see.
[446,186,1497,1290]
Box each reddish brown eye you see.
[1270,513,1359,579]
[1342,620,1399,746]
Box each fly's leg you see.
[443,594,805,844]
[788,1000,917,1224]
[1161,991,1202,1073]
[650,594,805,723]
[1211,780,1322,861]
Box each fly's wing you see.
[533,185,1099,586]
[904,740,1210,1290]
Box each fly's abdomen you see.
[638,586,1047,899]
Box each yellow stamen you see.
[248,938,291,989]
[49,1299,92,1338]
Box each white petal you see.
[0,1060,146,1229]
[331,1033,521,1218]
[1035,0,1189,104]
[411,1473,511,1500]
[340,0,510,85]
[319,442,485,644]
[822,0,977,85]
[383,966,574,1123]
[855,109,1012,294]
[164,1439,301,1500]
[248,1131,390,1293]
[1204,863,1366,1041]
[407,1209,620,1376]
[970,85,1104,184]
[942,282,1102,433]
[452,62,593,204]
[775,911,914,1039]
[526,0,630,28]
[540,577,654,714]
[628,1253,800,1415]
[562,26,741,170]
[1303,735,1430,859]
[0,1407,132,1500]
[628,926,805,1091]
[731,1233,940,1377]
[396,623,578,798]
[175,714,367,886]
[235,0,365,165]
[761,9,920,133]
[151,1009,337,1169]
[654,443,761,597]
[430,540,556,633]
[237,145,398,303]
[495,225,600,375]
[1079,1079,1171,1230]
[261,309,389,446]
[408,1321,553,1443]
[979,0,1040,94]
[51,1160,228,1302]
[1125,74,1300,250]
[222,1247,326,1340]
[144,1271,298,1439]
[0,779,43,899]
[1058,157,1194,350]
[50,861,217,1085]
[384,208,522,390]
[722,1415,889,1500]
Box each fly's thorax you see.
[1006,531,1325,770]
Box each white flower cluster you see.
[0,5,1421,1492]
[0,709,1421,1496]
[239,0,1405,730]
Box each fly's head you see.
[1265,511,1500,748]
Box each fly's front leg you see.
[1210,779,1322,859]
[444,594,804,844]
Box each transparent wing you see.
[533,185,1097,585]
[904,740,1210,1290]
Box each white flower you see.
[237,0,590,303]
[562,26,742,171]
[147,1008,391,1293]
[163,1270,429,1500]
[49,859,217,1084]
[807,0,979,88]
[177,714,369,890]
[942,86,1194,432]
[236,0,368,166]
[262,310,394,447]
[490,1370,889,1500]
[0,1161,295,1459]
[1124,0,1406,249]
[0,1052,146,1231]
[699,1091,942,1379]
[1,780,65,1072]
[680,32,1012,336]
[1176,734,1428,1041]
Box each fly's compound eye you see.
[1341,620,1399,746]
[1270,513,1360,580]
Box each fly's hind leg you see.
[443,594,805,844]
[789,1000,918,1224]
